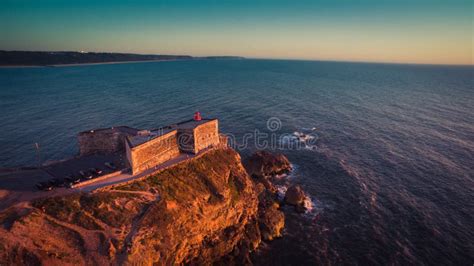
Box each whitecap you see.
[275,185,288,201]
[303,195,315,211]
[274,173,288,179]
[302,194,326,219]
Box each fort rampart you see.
[78,126,138,156]
[126,130,180,175]
[193,120,219,153]
[78,118,220,175]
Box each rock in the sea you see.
[258,202,285,241]
[284,185,306,207]
[243,151,291,179]
[254,182,285,241]
[243,151,288,239]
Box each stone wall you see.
[193,120,220,153]
[219,134,228,147]
[125,139,133,171]
[78,126,138,156]
[80,120,221,175]
[78,131,125,156]
[177,128,195,154]
[175,120,220,154]
[127,131,180,175]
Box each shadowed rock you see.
[243,151,291,179]
[243,151,289,243]
[284,185,308,213]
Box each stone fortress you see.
[78,113,221,175]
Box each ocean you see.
[0,59,473,265]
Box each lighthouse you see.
[193,111,202,121]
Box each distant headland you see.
[0,50,245,67]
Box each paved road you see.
[77,152,197,192]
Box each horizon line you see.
[1,49,472,67]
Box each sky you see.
[0,0,472,65]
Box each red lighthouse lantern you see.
[194,111,202,121]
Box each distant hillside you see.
[199,56,245,60]
[0,51,244,66]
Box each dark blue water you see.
[0,59,473,265]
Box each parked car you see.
[89,168,103,176]
[35,182,44,190]
[88,168,97,177]
[36,181,53,191]
[79,170,93,180]
[104,162,116,170]
[86,171,94,179]
[51,178,65,187]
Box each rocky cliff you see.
[0,148,285,265]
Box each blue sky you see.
[1,0,472,64]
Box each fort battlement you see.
[78,116,220,175]
[78,126,139,156]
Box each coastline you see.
[2,57,469,69]
[0,58,187,69]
